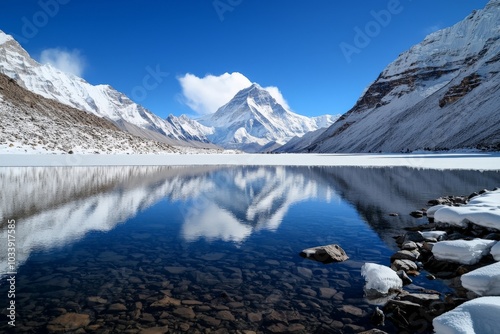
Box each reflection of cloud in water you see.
[182,200,252,243]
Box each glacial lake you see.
[1,166,500,333]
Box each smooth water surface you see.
[1,166,500,333]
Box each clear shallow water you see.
[1,166,500,333]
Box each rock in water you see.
[371,307,385,326]
[300,244,349,264]
[47,313,90,332]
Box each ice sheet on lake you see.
[2,153,500,170]
[432,239,497,265]
[433,297,500,334]
[361,263,402,296]
[461,261,500,296]
[434,190,500,229]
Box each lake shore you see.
[2,152,500,170]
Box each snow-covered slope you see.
[274,126,332,153]
[198,84,337,152]
[298,0,500,153]
[0,30,212,147]
[0,73,222,154]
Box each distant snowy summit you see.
[197,84,337,152]
[290,0,500,153]
[0,30,337,153]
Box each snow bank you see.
[461,261,500,296]
[434,190,500,230]
[433,297,500,334]
[492,242,500,261]
[432,239,496,265]
[361,263,402,296]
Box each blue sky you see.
[0,0,489,118]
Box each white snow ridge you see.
[433,297,500,334]
[461,261,500,296]
[432,239,497,265]
[434,189,500,230]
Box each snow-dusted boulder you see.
[432,239,496,265]
[361,263,402,296]
[492,242,500,261]
[426,205,448,219]
[433,297,500,334]
[434,190,500,230]
[421,230,447,240]
[461,261,500,296]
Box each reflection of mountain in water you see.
[181,167,338,243]
[320,167,500,245]
[1,165,499,276]
[0,166,220,276]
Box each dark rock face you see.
[439,73,481,108]
[295,1,500,154]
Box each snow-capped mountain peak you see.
[0,31,14,45]
[0,29,337,152]
[198,84,338,152]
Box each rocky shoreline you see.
[363,188,500,333]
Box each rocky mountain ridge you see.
[292,0,500,153]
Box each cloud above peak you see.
[178,72,291,115]
[39,48,86,77]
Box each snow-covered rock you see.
[198,84,338,152]
[432,239,497,265]
[421,230,447,240]
[492,241,500,261]
[433,297,500,334]
[291,0,500,153]
[361,263,402,296]
[426,205,449,219]
[461,261,500,296]
[434,190,500,230]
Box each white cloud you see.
[39,48,86,77]
[262,85,291,111]
[178,72,291,115]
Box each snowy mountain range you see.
[0,30,336,153]
[0,31,223,149]
[290,0,500,153]
[0,71,217,154]
[198,84,337,152]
